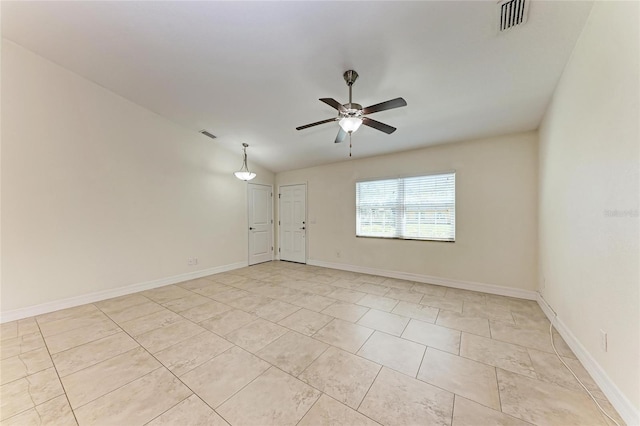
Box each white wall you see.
[276,132,538,292]
[539,1,639,418]
[1,40,274,314]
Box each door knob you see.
[249,227,254,230]
[300,227,305,230]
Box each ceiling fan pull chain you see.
[349,133,352,157]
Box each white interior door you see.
[248,183,273,266]
[279,184,306,263]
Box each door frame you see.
[278,183,307,264]
[247,183,274,265]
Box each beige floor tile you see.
[51,331,138,377]
[0,318,40,342]
[119,309,182,336]
[0,347,52,385]
[147,394,228,425]
[74,367,192,425]
[256,331,328,376]
[141,285,193,304]
[418,348,500,410]
[463,301,515,324]
[357,283,390,296]
[253,299,301,322]
[359,366,454,426]
[312,319,374,353]
[102,300,165,324]
[299,346,380,409]
[278,309,334,336]
[0,368,64,420]
[326,288,366,303]
[1,333,45,360]
[357,294,399,312]
[95,294,149,314]
[0,347,53,385]
[489,321,576,358]
[497,368,608,425]
[302,282,338,296]
[355,275,387,285]
[436,310,490,337]
[385,288,424,303]
[218,367,321,426]
[402,319,461,354]
[209,273,247,285]
[61,346,160,408]
[135,319,205,353]
[154,331,233,376]
[357,309,410,336]
[381,278,415,290]
[392,301,439,323]
[199,309,257,336]
[293,294,336,312]
[36,304,99,324]
[452,395,530,426]
[322,302,369,322]
[38,309,112,337]
[444,288,487,303]
[527,348,606,399]
[191,282,234,298]
[298,394,379,426]
[331,279,364,290]
[161,293,211,312]
[0,394,76,426]
[420,295,464,313]
[511,311,551,330]
[44,320,120,354]
[225,318,288,352]
[411,282,448,297]
[307,274,338,284]
[179,300,233,322]
[209,288,251,304]
[180,346,270,407]
[460,333,536,378]
[357,331,426,377]
[227,294,273,312]
[177,277,217,291]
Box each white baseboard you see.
[537,294,639,426]
[307,259,537,300]
[0,261,248,323]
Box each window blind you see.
[356,172,455,241]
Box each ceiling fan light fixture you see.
[339,116,363,133]
[234,143,256,181]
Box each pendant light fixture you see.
[234,143,256,181]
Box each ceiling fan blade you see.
[362,117,397,134]
[320,98,346,112]
[335,128,347,143]
[363,97,407,115]
[296,117,338,131]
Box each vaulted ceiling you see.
[2,1,594,172]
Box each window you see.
[356,172,455,241]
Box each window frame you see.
[355,171,456,243]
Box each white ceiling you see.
[2,1,594,173]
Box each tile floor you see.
[0,261,625,425]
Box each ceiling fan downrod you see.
[343,70,358,105]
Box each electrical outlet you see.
[600,329,608,352]
[187,257,198,266]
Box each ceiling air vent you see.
[498,0,529,32]
[199,130,217,139]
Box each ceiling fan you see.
[296,70,407,147]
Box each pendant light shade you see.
[339,116,363,133]
[234,143,256,181]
